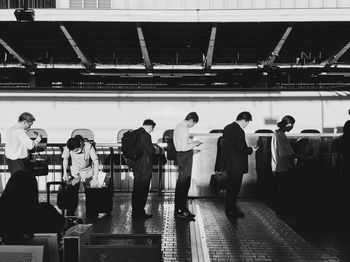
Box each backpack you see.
[121,129,143,160]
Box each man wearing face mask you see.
[61,136,99,216]
[5,112,42,175]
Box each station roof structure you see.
[1,7,350,90]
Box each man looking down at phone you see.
[174,112,202,220]
[5,112,42,176]
[223,111,258,218]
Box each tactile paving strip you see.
[39,193,348,262]
[91,195,192,262]
[194,198,339,262]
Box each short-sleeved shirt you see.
[61,142,98,180]
[271,131,294,173]
[174,121,194,152]
[5,124,36,160]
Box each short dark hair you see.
[18,112,35,122]
[236,111,252,122]
[277,115,295,128]
[67,137,81,151]
[185,112,199,123]
[143,119,156,128]
[74,134,85,143]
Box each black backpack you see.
[121,129,143,160]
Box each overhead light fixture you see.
[14,8,35,22]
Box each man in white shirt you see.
[5,112,42,175]
[173,112,202,219]
[61,136,99,216]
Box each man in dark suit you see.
[223,111,258,217]
[131,119,156,220]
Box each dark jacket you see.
[223,122,253,174]
[132,127,155,173]
[0,170,65,240]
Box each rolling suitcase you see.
[84,175,113,218]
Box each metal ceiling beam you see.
[262,24,293,67]
[205,24,217,71]
[321,40,350,67]
[2,63,350,70]
[0,37,34,68]
[136,23,152,72]
[59,23,94,70]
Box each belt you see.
[177,150,192,153]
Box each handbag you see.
[29,147,49,176]
[57,182,74,210]
[210,171,227,191]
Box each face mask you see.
[73,148,83,154]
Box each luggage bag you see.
[84,175,113,218]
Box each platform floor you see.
[43,193,350,262]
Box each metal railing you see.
[2,0,350,10]
[0,143,177,194]
[0,0,56,9]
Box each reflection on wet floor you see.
[41,194,350,262]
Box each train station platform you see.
[41,194,350,262]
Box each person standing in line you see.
[271,115,296,219]
[130,119,157,220]
[223,111,258,217]
[174,112,202,219]
[62,136,99,216]
[5,112,42,175]
[337,120,350,215]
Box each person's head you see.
[18,112,35,130]
[74,134,85,147]
[143,119,156,133]
[67,137,83,153]
[277,115,295,132]
[184,112,199,128]
[0,170,38,207]
[343,120,350,136]
[236,111,252,129]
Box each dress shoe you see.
[140,213,153,219]
[132,213,153,221]
[226,209,244,218]
[275,212,287,220]
[174,209,195,220]
[184,209,196,218]
[235,209,245,218]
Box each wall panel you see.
[0,92,349,143]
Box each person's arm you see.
[235,130,253,155]
[61,147,70,181]
[62,158,69,181]
[18,130,41,150]
[143,133,156,155]
[178,126,198,151]
[277,135,294,158]
[89,146,99,179]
